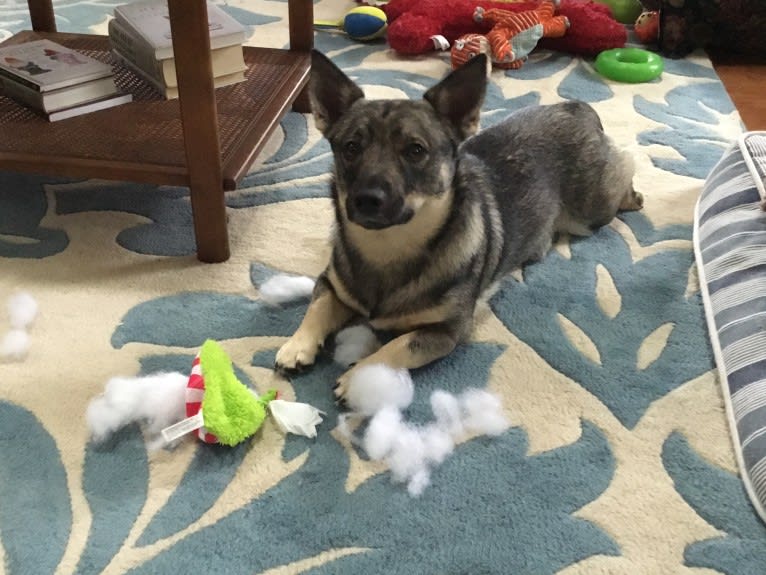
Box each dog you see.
[274,50,642,399]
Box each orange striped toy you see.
[450,33,493,70]
[473,0,569,69]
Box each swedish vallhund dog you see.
[275,50,643,400]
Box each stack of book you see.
[109,0,247,99]
[0,39,132,121]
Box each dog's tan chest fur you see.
[327,197,487,334]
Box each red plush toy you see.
[383,0,626,57]
[384,0,539,54]
[539,0,626,55]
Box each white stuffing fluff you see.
[333,324,381,367]
[344,363,414,416]
[357,384,509,497]
[86,372,188,444]
[430,390,465,437]
[259,274,316,306]
[387,425,428,483]
[407,468,432,497]
[459,388,510,436]
[420,424,455,465]
[7,291,38,330]
[1,291,38,362]
[0,329,30,362]
[363,406,403,460]
[363,409,456,497]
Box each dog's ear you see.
[309,50,365,134]
[423,54,488,139]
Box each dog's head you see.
[309,50,487,230]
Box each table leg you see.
[167,0,230,263]
[289,0,313,113]
[26,0,57,32]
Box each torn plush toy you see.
[87,339,325,449]
[174,339,277,446]
[179,340,325,443]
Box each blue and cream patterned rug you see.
[2,1,765,574]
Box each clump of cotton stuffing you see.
[420,424,455,465]
[459,388,510,436]
[353,379,509,497]
[258,274,315,306]
[406,468,431,497]
[362,406,404,460]
[1,291,38,362]
[333,324,381,367]
[7,291,38,330]
[86,372,188,448]
[363,408,457,497]
[344,364,414,416]
[430,389,465,437]
[0,329,30,362]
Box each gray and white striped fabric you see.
[695,131,766,524]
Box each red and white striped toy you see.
[185,352,220,444]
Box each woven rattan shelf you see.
[1,0,313,262]
[0,31,310,189]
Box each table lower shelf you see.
[0,31,311,190]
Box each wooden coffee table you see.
[0,0,313,262]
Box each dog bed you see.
[694,131,766,524]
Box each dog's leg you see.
[275,284,357,374]
[334,325,460,400]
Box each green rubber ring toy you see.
[595,48,664,83]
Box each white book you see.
[114,0,246,61]
[108,17,246,89]
[0,39,114,92]
[0,75,118,112]
[47,92,133,122]
[111,47,245,99]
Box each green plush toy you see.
[161,339,325,446]
[163,339,276,446]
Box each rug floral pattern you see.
[1,1,764,574]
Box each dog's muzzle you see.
[346,187,412,229]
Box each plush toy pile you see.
[380,0,627,68]
[453,0,570,69]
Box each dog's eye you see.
[343,141,361,161]
[405,143,427,162]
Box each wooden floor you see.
[709,52,766,130]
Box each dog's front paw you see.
[333,368,356,404]
[275,334,320,374]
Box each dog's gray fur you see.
[275,50,642,398]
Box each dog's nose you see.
[353,188,387,217]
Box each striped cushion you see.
[695,131,766,524]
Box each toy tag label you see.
[431,35,450,51]
[161,411,204,443]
